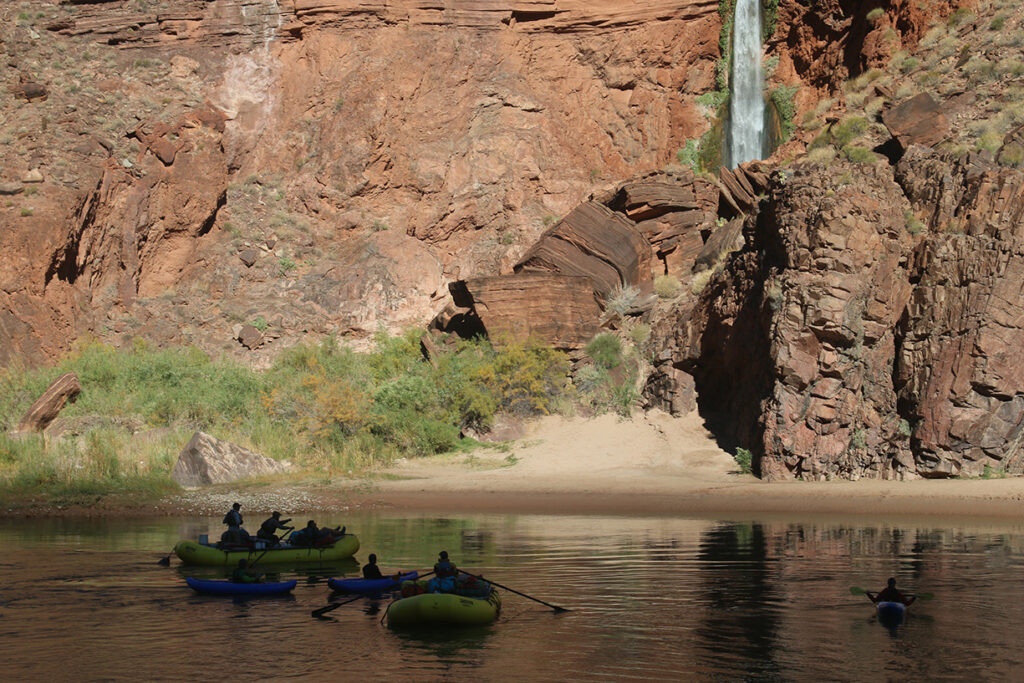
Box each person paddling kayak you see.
[866,577,915,606]
[231,559,263,584]
[362,553,404,581]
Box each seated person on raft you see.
[290,520,346,547]
[257,511,293,545]
[867,577,915,606]
[428,551,459,593]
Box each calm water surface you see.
[2,512,1024,681]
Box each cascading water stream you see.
[726,0,767,167]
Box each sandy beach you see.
[326,410,1024,524]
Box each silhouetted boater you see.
[867,577,915,606]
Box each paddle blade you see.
[849,587,867,595]
[157,555,171,566]
[914,592,934,601]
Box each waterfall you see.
[726,0,767,167]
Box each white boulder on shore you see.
[172,431,289,488]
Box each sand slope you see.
[361,411,1024,521]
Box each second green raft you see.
[386,590,501,628]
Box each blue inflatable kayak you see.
[185,577,297,596]
[328,571,418,594]
[876,601,907,624]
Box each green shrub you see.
[904,210,925,234]
[696,91,728,113]
[900,56,920,74]
[676,140,699,171]
[763,0,779,40]
[977,131,1003,153]
[947,8,973,27]
[653,275,681,298]
[843,145,877,164]
[716,0,736,91]
[864,96,885,118]
[277,256,297,275]
[769,84,800,143]
[964,58,996,84]
[831,116,869,147]
[734,447,753,474]
[846,91,867,109]
[691,268,714,294]
[851,69,885,91]
[606,285,641,316]
[866,8,884,22]
[574,361,638,417]
[999,145,1024,168]
[586,333,623,370]
[806,146,836,166]
[982,463,1007,479]
[629,323,651,347]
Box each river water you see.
[2,512,1024,681]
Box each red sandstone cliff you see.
[1,0,720,365]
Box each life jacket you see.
[223,510,242,527]
[434,560,456,578]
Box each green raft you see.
[173,534,360,566]
[386,590,501,628]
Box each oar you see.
[460,570,569,613]
[157,550,174,566]
[850,586,933,601]
[311,594,365,618]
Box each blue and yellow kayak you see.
[386,589,501,628]
[174,535,359,566]
[186,577,297,596]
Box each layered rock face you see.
[895,148,1024,477]
[757,162,916,480]
[652,150,1024,481]
[437,170,719,349]
[1,0,720,366]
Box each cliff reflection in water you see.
[1,514,1024,680]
